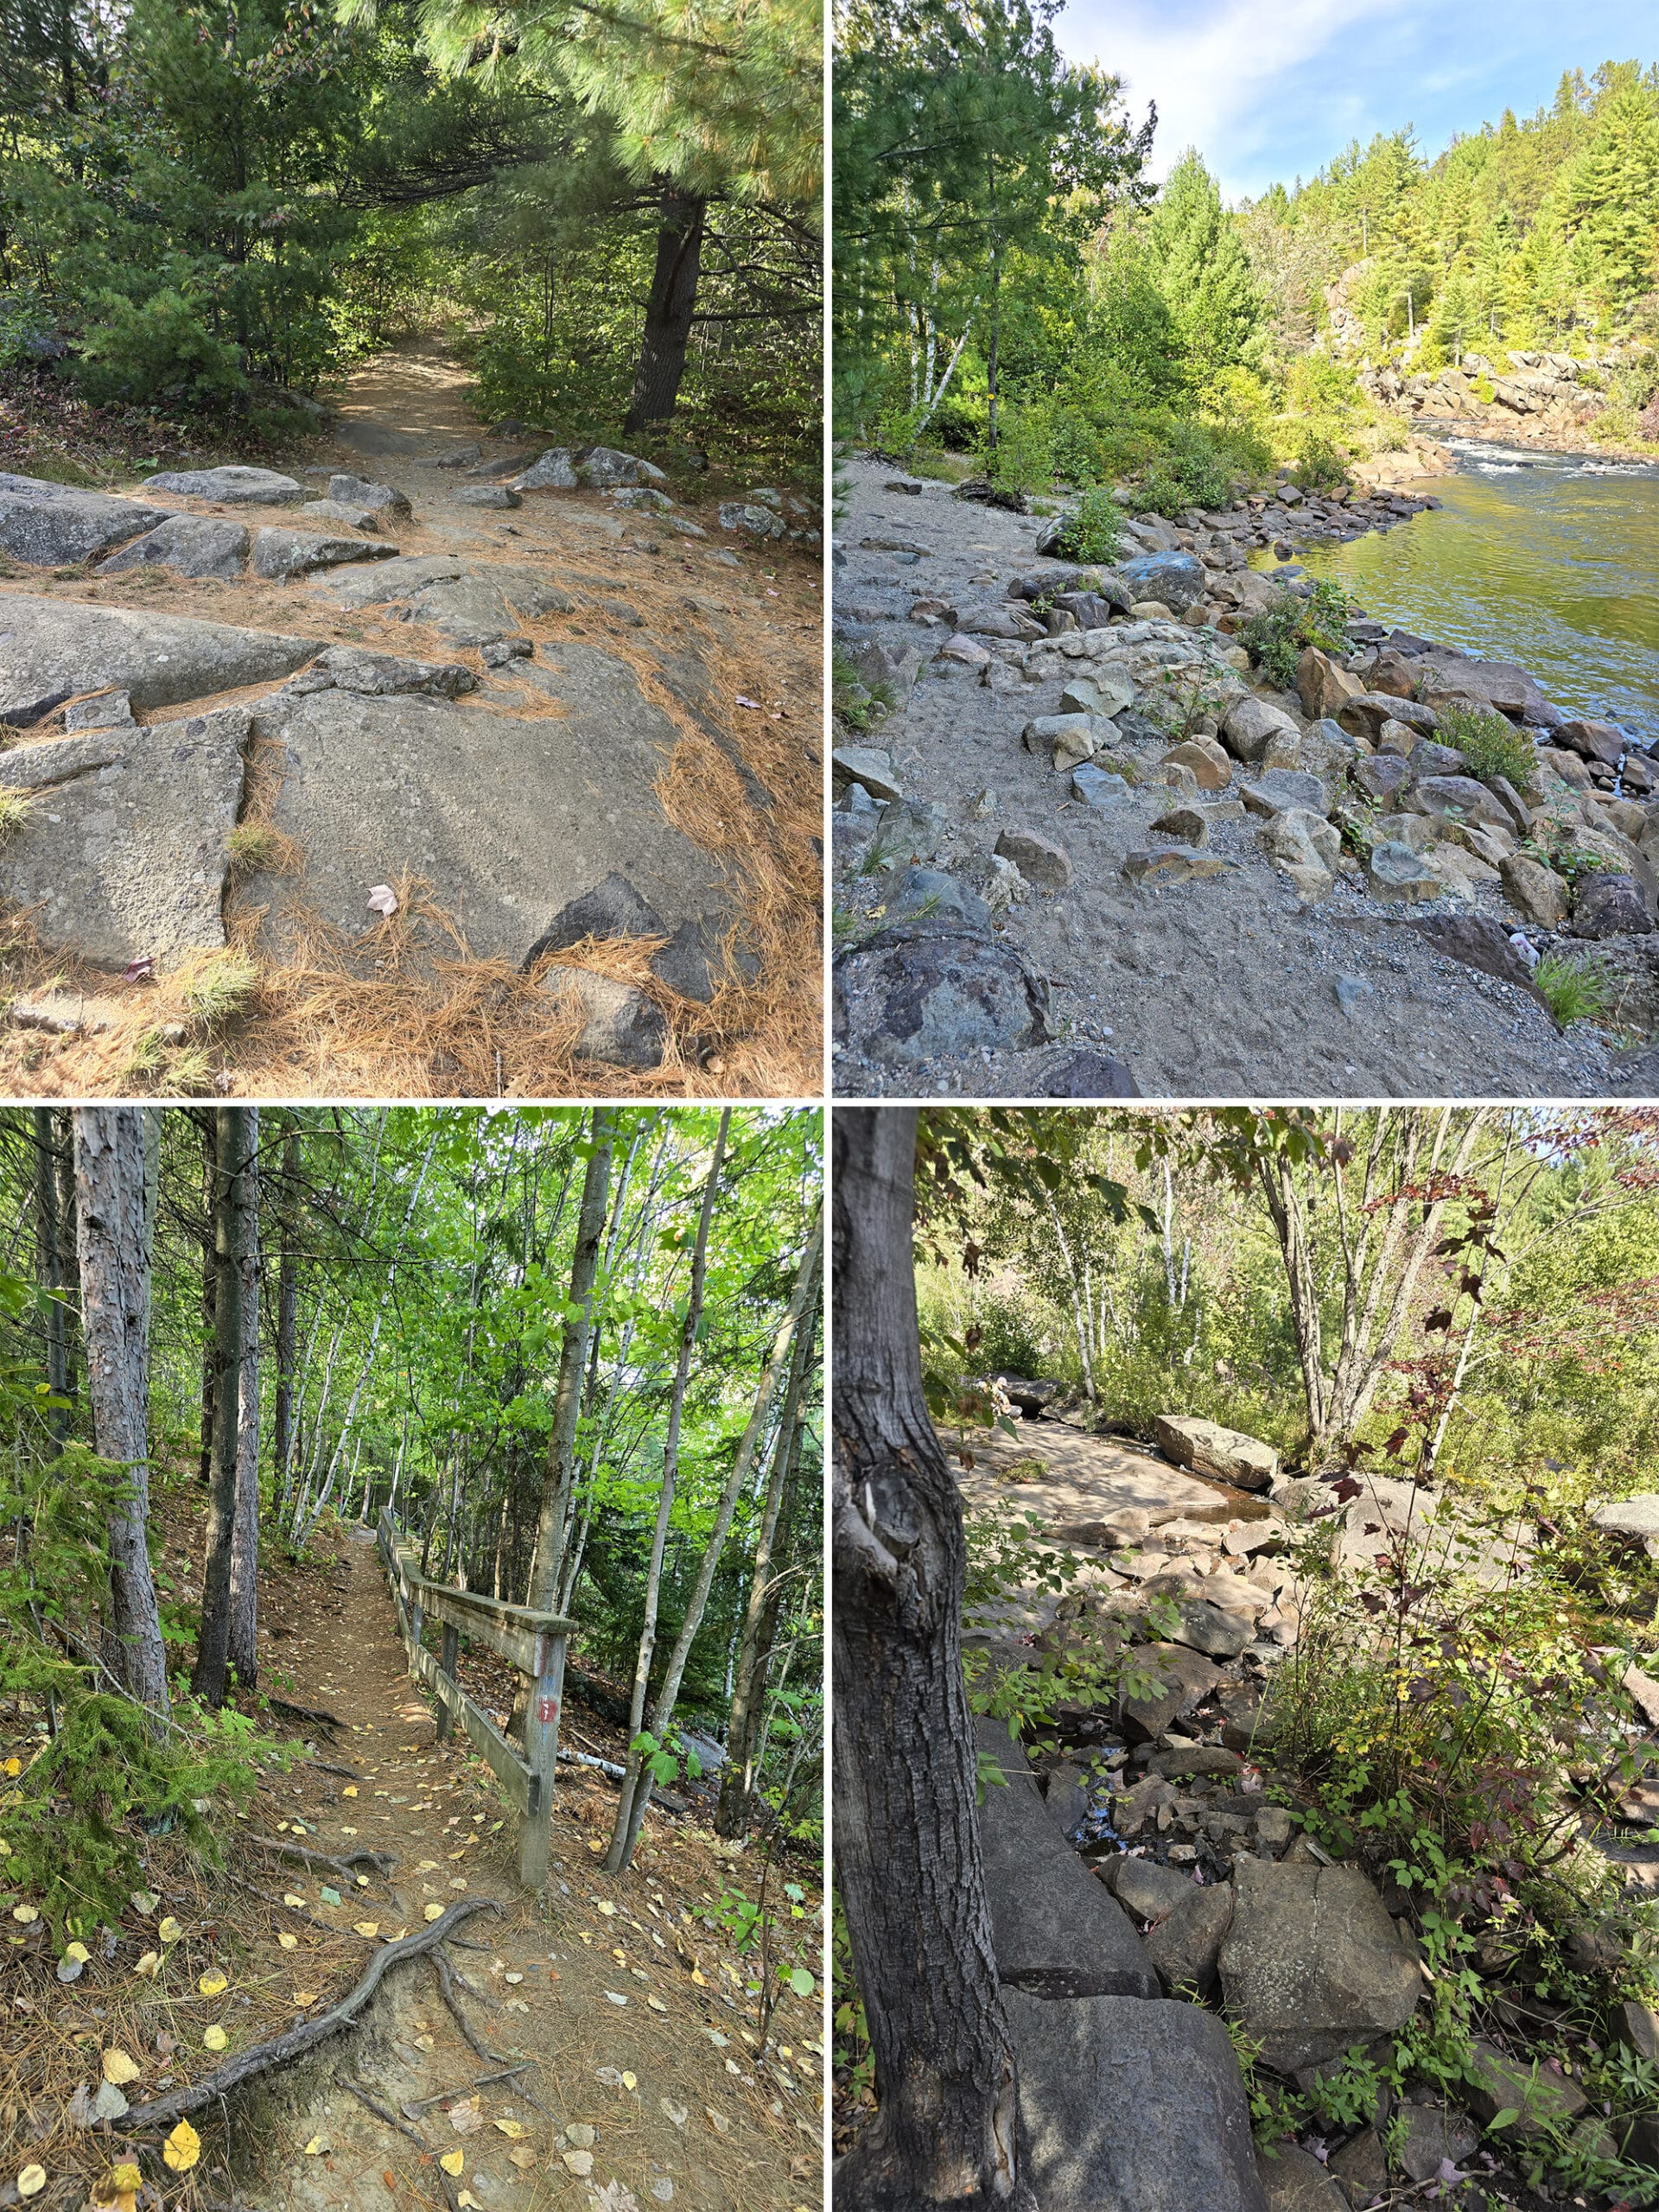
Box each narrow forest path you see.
[0,338,823,1098]
[246,1526,821,2212]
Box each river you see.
[1265,436,1659,741]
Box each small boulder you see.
[1463,2041,1587,2139]
[453,484,523,509]
[1591,1496,1659,1545]
[0,474,168,565]
[147,464,305,505]
[1119,1643,1224,1741]
[251,529,398,580]
[1499,851,1567,927]
[1103,1855,1196,1923]
[1256,2144,1347,2212]
[1162,737,1232,791]
[1218,1858,1421,2073]
[327,473,411,518]
[1410,774,1514,831]
[834,924,1049,1065]
[1124,849,1228,887]
[1557,716,1625,767]
[580,446,666,488]
[1154,1414,1278,1489]
[1071,766,1131,809]
[1367,841,1441,901]
[512,449,580,491]
[1241,769,1330,819]
[1116,550,1207,613]
[831,747,903,802]
[996,827,1071,889]
[1223,696,1301,763]
[98,515,250,579]
[1151,805,1210,847]
[1295,647,1363,722]
[1353,752,1412,805]
[1570,871,1650,938]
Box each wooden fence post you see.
[437,1624,459,1742]
[518,1627,567,1890]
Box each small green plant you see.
[1433,702,1535,787]
[832,645,893,735]
[0,788,35,837]
[1048,486,1122,563]
[178,950,260,1029]
[226,820,284,871]
[981,407,1055,499]
[1533,952,1617,1030]
[629,1726,704,1786]
[1287,424,1349,490]
[1238,579,1354,690]
[1134,420,1238,517]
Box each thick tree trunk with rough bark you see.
[526,1109,615,1614]
[832,1109,1026,2212]
[229,1105,261,1686]
[624,187,707,432]
[194,1107,252,1707]
[73,1108,170,1719]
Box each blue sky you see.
[1052,0,1656,202]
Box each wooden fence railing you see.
[377,1509,575,1888]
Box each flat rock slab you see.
[1217,1857,1421,2074]
[99,516,251,579]
[1007,1989,1267,2212]
[251,529,399,581]
[245,644,733,968]
[315,556,573,645]
[0,475,167,565]
[1154,1414,1279,1491]
[0,713,246,966]
[956,1424,1272,1533]
[0,595,317,715]
[148,466,306,505]
[974,1719,1157,1999]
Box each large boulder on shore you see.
[1154,1414,1278,1491]
[835,920,1051,1066]
[0,474,167,565]
[1217,1857,1421,2074]
[974,1719,1157,1999]
[1007,1990,1268,2212]
[1116,550,1207,613]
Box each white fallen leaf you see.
[646,1996,668,2013]
[91,2082,129,2122]
[659,2099,687,2127]
[101,2050,141,2086]
[365,884,398,917]
[561,2151,594,2177]
[16,2167,46,2198]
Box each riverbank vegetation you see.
[0,0,823,478]
[833,1,1659,499]
[835,1105,1659,2209]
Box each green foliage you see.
[1133,418,1242,515]
[1238,579,1353,688]
[1433,702,1537,787]
[1048,486,1122,563]
[980,404,1053,497]
[629,1726,704,1786]
[1532,952,1618,1029]
[70,287,248,412]
[1143,149,1266,390]
[831,645,893,736]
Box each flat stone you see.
[975,1720,1157,1998]
[1027,1046,1141,1097]
[148,465,305,505]
[97,515,251,578]
[251,529,398,581]
[0,474,167,565]
[289,645,477,699]
[1071,766,1131,809]
[1024,712,1113,770]
[245,643,734,969]
[1059,669,1136,717]
[1256,2143,1347,2211]
[327,474,411,518]
[297,499,387,532]
[995,827,1071,888]
[63,690,132,731]
[1395,2101,1479,2184]
[423,443,483,469]
[452,485,523,509]
[831,747,903,803]
[1353,753,1411,804]
[835,922,1050,1066]
[1338,691,1438,740]
[1116,550,1207,613]
[1007,1990,1266,2212]
[0,594,316,715]
[315,556,574,645]
[1218,1859,1421,2074]
[1099,1854,1196,1921]
[1124,849,1227,887]
[1151,805,1210,847]
[1241,770,1330,819]
[1367,840,1441,901]
[1406,912,1541,996]
[1410,773,1513,831]
[1168,1599,1253,1659]
[1120,1643,1224,1742]
[1591,1496,1659,1541]
[1463,2040,1587,2139]
[511,450,579,492]
[1144,1882,1235,1996]
[1155,1415,1277,1491]
[0,713,247,967]
[579,447,666,489]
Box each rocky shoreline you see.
[830,448,1659,1099]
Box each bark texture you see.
[194,1106,252,1707]
[229,1104,261,1686]
[527,1109,614,1612]
[73,1107,170,1717]
[831,1108,1025,2212]
[624,187,707,431]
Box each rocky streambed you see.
[0,423,821,1096]
[831,451,1659,1098]
[951,1412,1659,2212]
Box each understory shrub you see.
[1047,485,1122,563]
[1238,578,1354,688]
[1433,702,1537,788]
[71,288,247,413]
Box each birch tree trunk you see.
[832,1109,1024,2212]
[609,1205,823,1873]
[229,1106,261,1687]
[194,1107,252,1708]
[526,1109,615,1611]
[602,1110,729,1874]
[73,1108,170,1719]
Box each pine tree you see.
[1559,78,1659,306]
[1144,149,1263,389]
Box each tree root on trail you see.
[402,2062,535,2117]
[427,1945,507,2065]
[303,1759,365,1782]
[118,1899,505,2133]
[340,2075,429,2147]
[268,1696,345,1733]
[243,1834,397,1878]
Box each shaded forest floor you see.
[0,1497,823,2212]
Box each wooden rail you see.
[377,1510,575,1888]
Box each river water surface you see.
[1272,438,1659,741]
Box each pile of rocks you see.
[1368,349,1625,450]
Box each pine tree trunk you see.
[526,1109,615,1611]
[51,1108,80,1425]
[34,1109,68,1443]
[272,1116,300,1511]
[198,1114,218,1487]
[715,1309,814,1837]
[603,1110,729,1875]
[832,1109,1026,2212]
[73,1108,170,1719]
[194,1107,251,1708]
[229,1105,261,1687]
[623,187,707,433]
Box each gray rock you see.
[835,922,1050,1066]
[316,556,574,645]
[251,528,399,581]
[1218,1859,1421,2074]
[1030,1047,1140,1097]
[1463,2040,1587,2139]
[1007,1990,1267,2212]
[995,827,1071,889]
[1042,1761,1091,1835]
[1395,2100,1478,2184]
[1060,670,1136,716]
[0,474,167,565]
[1406,912,1542,997]
[1100,1854,1196,1922]
[649,915,755,1005]
[452,484,523,510]
[1591,1496,1659,1542]
[975,1720,1157,1998]
[1071,766,1132,808]
[887,865,988,930]
[1144,1881,1235,1996]
[1121,1643,1224,1741]
[1409,773,1513,831]
[1367,840,1441,901]
[327,474,411,518]
[301,645,476,699]
[524,869,664,961]
[550,969,666,1068]
[245,644,734,970]
[297,499,385,531]
[423,443,483,468]
[1116,550,1208,613]
[1169,1599,1253,1659]
[0,594,316,715]
[831,746,903,802]
[512,449,579,491]
[1335,975,1371,1013]
[1570,871,1650,938]
[721,500,789,539]
[1352,753,1411,805]
[1154,1414,1278,1491]
[97,514,251,579]
[1151,805,1210,847]
[1256,2144,1347,2211]
[580,447,666,488]
[611,487,674,512]
[1224,696,1301,763]
[1500,851,1568,927]
[63,690,133,731]
[1242,770,1331,819]
[0,712,247,966]
[147,465,305,505]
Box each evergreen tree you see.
[1143,147,1263,388]
[1559,76,1659,305]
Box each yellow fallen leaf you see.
[10,1904,36,1924]
[134,1952,160,1978]
[283,1894,306,1910]
[0,1839,9,1856]
[203,2025,227,2051]
[65,1942,91,1962]
[302,2139,324,2157]
[3,1758,21,1777]
[353,1921,378,1938]
[423,1904,444,1922]
[356,1874,370,1887]
[598,1901,616,1916]
[458,2194,480,2209]
[198,1970,227,1997]
[293,1991,317,2005]
[278,1932,298,1950]
[158,1916,183,1942]
[438,2150,465,2177]
[342,1785,358,1797]
[493,2120,528,2139]
[16,2167,46,2199]
[646,1997,668,2013]
[163,2120,201,2173]
[690,1968,706,1986]
[622,2072,637,2091]
[101,2050,141,2086]
[92,2161,143,2212]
